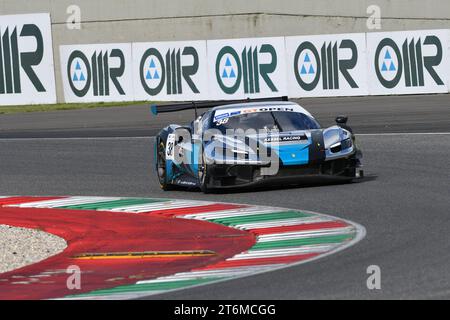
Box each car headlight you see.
[329,138,353,153]
[341,137,353,150]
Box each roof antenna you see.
[192,101,198,118]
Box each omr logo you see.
[380,50,397,72]
[299,53,316,75]
[139,47,200,96]
[297,50,318,87]
[67,49,126,97]
[145,58,161,81]
[293,40,359,91]
[70,59,87,89]
[218,53,239,92]
[141,53,164,94]
[215,45,278,94]
[374,36,444,88]
[0,25,46,94]
[377,48,399,83]
[221,56,237,80]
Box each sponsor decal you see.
[60,43,133,102]
[18,29,450,104]
[257,107,294,112]
[286,33,368,97]
[213,106,296,122]
[68,50,124,97]
[0,13,56,105]
[133,41,207,101]
[208,37,287,99]
[174,179,197,186]
[367,29,449,95]
[264,135,308,143]
[214,113,230,121]
[294,41,357,91]
[375,36,443,88]
[215,45,277,94]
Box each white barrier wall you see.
[3,0,450,103]
[2,11,450,104]
[0,13,56,105]
[60,29,449,102]
[60,43,133,103]
[366,29,450,95]
[132,41,208,101]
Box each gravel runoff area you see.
[0,225,67,274]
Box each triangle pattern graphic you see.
[153,70,160,79]
[222,69,228,78]
[304,53,311,63]
[72,73,78,81]
[300,65,307,75]
[79,72,85,81]
[385,50,391,60]
[75,61,81,70]
[381,62,388,72]
[146,70,152,80]
[225,57,232,67]
[149,59,156,68]
[389,62,396,71]
[308,65,315,74]
[229,68,236,78]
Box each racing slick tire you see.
[156,140,174,191]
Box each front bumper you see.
[206,151,362,189]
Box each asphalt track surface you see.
[1,94,450,138]
[0,94,449,299]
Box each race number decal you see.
[215,118,229,126]
[166,134,176,160]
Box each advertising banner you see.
[285,33,368,98]
[366,29,450,95]
[132,40,208,101]
[60,43,133,103]
[207,37,288,100]
[0,13,56,105]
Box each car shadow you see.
[177,174,378,194]
[212,174,378,194]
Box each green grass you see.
[0,101,152,115]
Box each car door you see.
[174,117,203,178]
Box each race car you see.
[152,96,363,193]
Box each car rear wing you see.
[151,96,289,116]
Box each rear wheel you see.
[157,140,173,191]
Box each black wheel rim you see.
[157,143,166,185]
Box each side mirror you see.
[335,115,348,125]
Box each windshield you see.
[211,111,320,132]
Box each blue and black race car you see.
[152,97,363,193]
